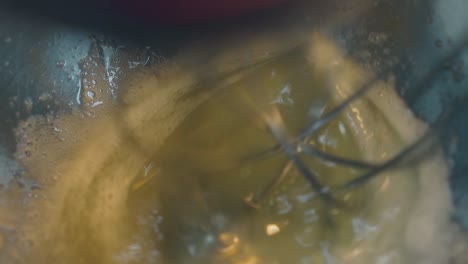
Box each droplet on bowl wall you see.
[56,60,66,68]
[23,98,33,114]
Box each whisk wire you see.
[298,142,380,170]
[244,33,468,206]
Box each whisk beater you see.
[205,32,468,212]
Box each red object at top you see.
[115,0,290,24]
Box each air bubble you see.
[86,91,96,99]
[56,60,66,68]
[265,224,281,236]
[303,209,319,224]
[91,101,103,107]
[275,195,292,214]
[295,227,316,248]
[38,93,51,102]
[368,32,388,45]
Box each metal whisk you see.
[195,31,468,213]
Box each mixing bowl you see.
[0,0,467,263]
